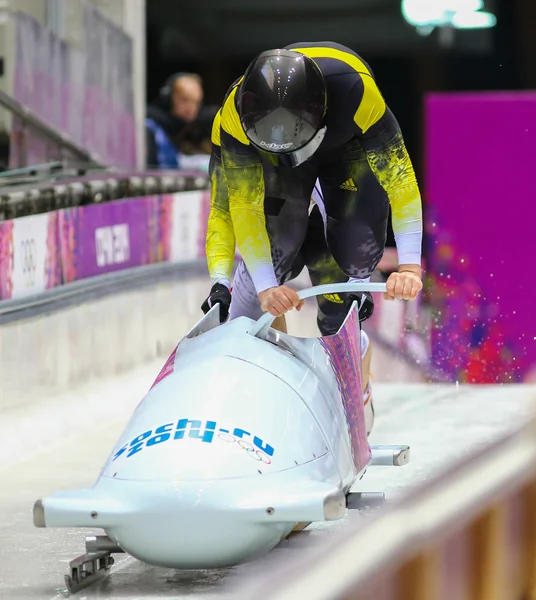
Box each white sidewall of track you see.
[0,276,209,409]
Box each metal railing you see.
[0,90,210,220]
[0,167,209,221]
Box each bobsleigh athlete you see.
[201,42,424,423]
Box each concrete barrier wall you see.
[2,0,145,167]
[0,272,208,407]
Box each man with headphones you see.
[145,72,204,169]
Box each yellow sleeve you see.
[355,82,423,266]
[206,173,236,288]
[366,132,422,232]
[219,88,277,293]
[205,109,236,287]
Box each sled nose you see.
[33,489,128,528]
[109,485,346,569]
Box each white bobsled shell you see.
[102,356,328,481]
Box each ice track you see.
[1,302,535,599]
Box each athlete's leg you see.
[299,203,372,394]
[261,157,317,283]
[361,328,375,436]
[300,204,348,335]
[229,260,264,321]
[316,142,389,408]
[318,139,390,283]
[361,328,373,401]
[228,262,288,332]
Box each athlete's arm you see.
[219,104,277,294]
[350,78,423,268]
[362,110,423,268]
[205,111,236,288]
[349,74,423,300]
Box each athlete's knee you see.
[229,263,263,321]
[317,307,346,336]
[361,328,370,357]
[229,294,263,321]
[281,249,305,284]
[327,221,386,280]
[318,310,372,360]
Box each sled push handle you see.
[248,282,387,340]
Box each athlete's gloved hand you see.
[345,291,375,322]
[201,283,232,323]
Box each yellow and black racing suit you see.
[206,41,422,332]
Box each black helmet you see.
[238,49,327,167]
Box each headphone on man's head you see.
[159,72,203,106]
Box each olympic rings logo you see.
[20,239,37,288]
[217,432,272,464]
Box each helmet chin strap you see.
[284,126,327,167]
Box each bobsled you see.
[33,282,410,593]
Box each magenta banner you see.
[196,190,211,259]
[0,191,207,302]
[425,92,536,383]
[59,198,153,282]
[0,221,14,300]
[148,194,174,264]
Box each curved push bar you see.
[248,282,387,339]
